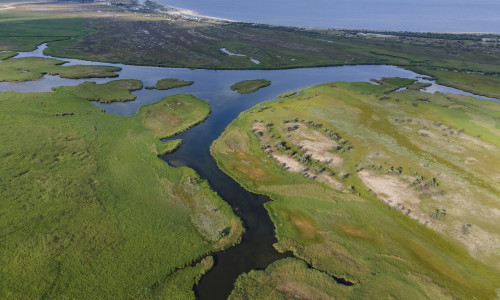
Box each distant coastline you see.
[165,5,234,22]
[156,0,500,33]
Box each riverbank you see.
[211,80,500,299]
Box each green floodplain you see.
[0,0,500,299]
[0,82,243,298]
[212,79,500,299]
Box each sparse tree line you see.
[251,118,354,183]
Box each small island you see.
[0,57,121,83]
[52,79,143,103]
[230,79,271,94]
[145,78,194,90]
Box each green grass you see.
[0,88,243,298]
[145,78,194,90]
[52,79,143,103]
[371,77,416,93]
[211,80,500,299]
[411,67,500,98]
[0,51,16,60]
[0,9,90,51]
[0,57,121,82]
[278,90,297,98]
[230,79,271,94]
[2,3,500,78]
[157,139,183,156]
[406,81,432,90]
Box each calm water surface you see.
[158,0,500,33]
[2,45,497,299]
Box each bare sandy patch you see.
[464,157,478,164]
[271,152,343,191]
[491,208,500,217]
[272,153,304,172]
[358,170,430,224]
[458,132,495,150]
[251,121,267,132]
[300,140,343,166]
[316,174,344,191]
[287,124,343,167]
[452,222,500,269]
[269,153,343,191]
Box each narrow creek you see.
[163,130,291,299]
[3,44,498,299]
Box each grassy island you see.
[230,79,271,94]
[52,79,143,103]
[145,78,194,90]
[212,80,500,299]
[0,88,243,298]
[0,57,121,82]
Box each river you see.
[2,44,498,299]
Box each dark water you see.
[3,44,499,299]
[158,0,500,33]
[163,134,292,299]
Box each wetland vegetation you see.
[0,51,16,60]
[212,79,500,299]
[0,87,243,298]
[145,78,194,90]
[0,57,121,82]
[410,67,500,99]
[1,0,500,299]
[230,79,271,94]
[52,79,143,103]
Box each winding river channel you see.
[2,44,497,299]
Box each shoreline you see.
[157,1,500,35]
[0,3,16,10]
[165,5,235,22]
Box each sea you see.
[157,0,500,33]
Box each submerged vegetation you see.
[0,87,243,298]
[212,79,500,299]
[145,78,194,90]
[230,79,272,94]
